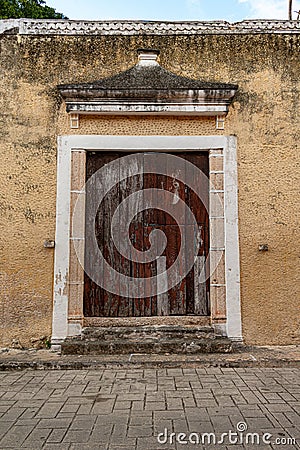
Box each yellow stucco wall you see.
[0,32,299,346]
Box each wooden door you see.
[84,152,209,317]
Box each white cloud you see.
[238,0,300,19]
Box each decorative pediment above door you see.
[58,49,238,116]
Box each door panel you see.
[84,152,209,317]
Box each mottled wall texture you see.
[0,22,299,346]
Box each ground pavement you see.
[0,366,299,449]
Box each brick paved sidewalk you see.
[0,368,299,449]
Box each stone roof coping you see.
[0,18,300,36]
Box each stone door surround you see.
[51,135,242,349]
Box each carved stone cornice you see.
[1,19,300,36]
[58,50,238,117]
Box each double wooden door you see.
[84,152,209,317]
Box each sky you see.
[46,0,300,22]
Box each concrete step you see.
[61,326,233,355]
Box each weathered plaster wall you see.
[0,31,299,346]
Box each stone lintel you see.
[65,103,231,116]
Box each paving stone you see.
[127,425,153,437]
[195,398,218,407]
[210,415,232,432]
[290,402,300,413]
[182,397,197,408]
[110,435,136,447]
[114,400,131,410]
[266,403,295,413]
[284,411,300,426]
[173,418,189,432]
[33,390,55,400]
[109,446,138,450]
[131,400,144,410]
[231,394,247,405]
[166,398,183,410]
[137,436,164,449]
[130,415,153,426]
[192,389,214,398]
[44,445,71,450]
[37,418,73,428]
[91,423,113,436]
[145,401,166,411]
[91,399,115,414]
[60,404,80,414]
[207,406,241,417]
[0,421,13,440]
[95,414,129,427]
[175,381,192,389]
[20,407,41,419]
[63,430,90,443]
[47,428,68,443]
[35,402,64,418]
[188,420,214,433]
[56,412,76,419]
[185,407,210,422]
[71,445,108,450]
[88,430,111,445]
[22,427,51,448]
[153,418,172,434]
[154,410,185,422]
[0,405,11,413]
[270,412,293,428]
[246,417,275,429]
[238,405,266,418]
[69,417,96,431]
[1,407,26,421]
[14,400,45,409]
[278,392,297,402]
[65,396,94,405]
[147,392,166,401]
[130,410,152,417]
[0,425,33,447]
[117,393,144,401]
[1,391,19,400]
[15,418,40,427]
[214,395,236,407]
[166,369,183,376]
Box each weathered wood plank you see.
[184,153,209,315]
[156,255,169,316]
[143,153,159,316]
[118,154,133,316]
[194,255,208,315]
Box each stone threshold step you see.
[61,337,232,355]
[81,325,215,340]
